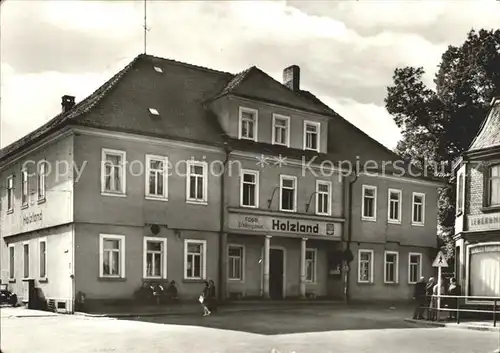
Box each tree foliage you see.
[385,29,500,259]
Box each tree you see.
[385,29,500,260]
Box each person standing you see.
[425,277,436,320]
[208,280,217,313]
[413,276,427,319]
[447,277,461,320]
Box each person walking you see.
[447,277,461,320]
[413,276,427,320]
[200,281,211,316]
[208,280,217,314]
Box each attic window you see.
[149,108,160,116]
[154,66,163,73]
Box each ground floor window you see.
[384,251,399,283]
[358,249,373,283]
[408,253,422,284]
[469,245,500,297]
[184,239,206,280]
[39,238,47,279]
[228,245,244,281]
[305,249,317,282]
[99,234,126,278]
[23,242,30,279]
[143,237,167,279]
[8,244,15,280]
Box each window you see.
[149,108,160,115]
[7,176,14,212]
[143,237,167,279]
[272,114,290,147]
[303,121,320,151]
[487,164,500,206]
[39,239,47,279]
[186,161,208,204]
[240,170,259,208]
[362,185,377,221]
[316,180,331,215]
[146,155,168,200]
[305,249,317,282]
[228,245,244,281]
[23,242,29,279]
[21,169,28,207]
[412,192,425,225]
[408,253,422,284]
[457,172,465,214]
[387,189,402,223]
[101,149,126,196]
[184,240,206,280]
[358,249,373,283]
[99,234,126,278]
[8,244,14,280]
[239,107,258,141]
[38,161,47,201]
[279,175,297,212]
[384,251,399,284]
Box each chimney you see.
[61,95,75,113]
[283,65,300,91]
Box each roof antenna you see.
[143,0,149,54]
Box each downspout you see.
[344,166,359,303]
[218,143,231,301]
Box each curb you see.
[404,318,500,332]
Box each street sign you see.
[432,251,448,267]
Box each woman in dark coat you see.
[208,280,217,313]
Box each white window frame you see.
[228,244,245,282]
[315,180,332,216]
[384,251,399,284]
[8,244,15,281]
[184,239,207,280]
[23,241,30,279]
[238,107,258,142]
[240,169,259,208]
[272,114,291,147]
[186,160,208,205]
[411,192,426,226]
[408,252,423,284]
[358,249,374,283]
[303,120,320,152]
[456,172,465,214]
[143,236,168,279]
[38,161,46,201]
[387,188,402,224]
[6,175,14,212]
[488,164,500,206]
[39,238,47,280]
[361,185,377,221]
[101,149,127,197]
[21,169,28,208]
[279,175,297,212]
[99,234,126,278]
[305,248,317,283]
[145,154,168,201]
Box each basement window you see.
[149,108,160,116]
[154,66,163,73]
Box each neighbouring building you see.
[0,54,443,312]
[453,97,500,302]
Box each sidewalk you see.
[0,306,58,318]
[404,318,500,332]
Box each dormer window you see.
[272,114,290,147]
[154,66,163,73]
[304,121,320,152]
[239,107,258,141]
[149,108,159,116]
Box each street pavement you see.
[1,306,499,353]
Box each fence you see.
[418,294,500,327]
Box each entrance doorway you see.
[269,248,284,299]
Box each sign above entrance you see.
[467,213,500,231]
[432,251,448,268]
[227,213,341,238]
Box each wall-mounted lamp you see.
[267,186,279,209]
[305,191,318,212]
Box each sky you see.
[1,0,499,150]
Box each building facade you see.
[0,54,442,312]
[453,97,500,302]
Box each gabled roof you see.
[468,97,500,152]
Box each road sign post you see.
[432,251,449,321]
